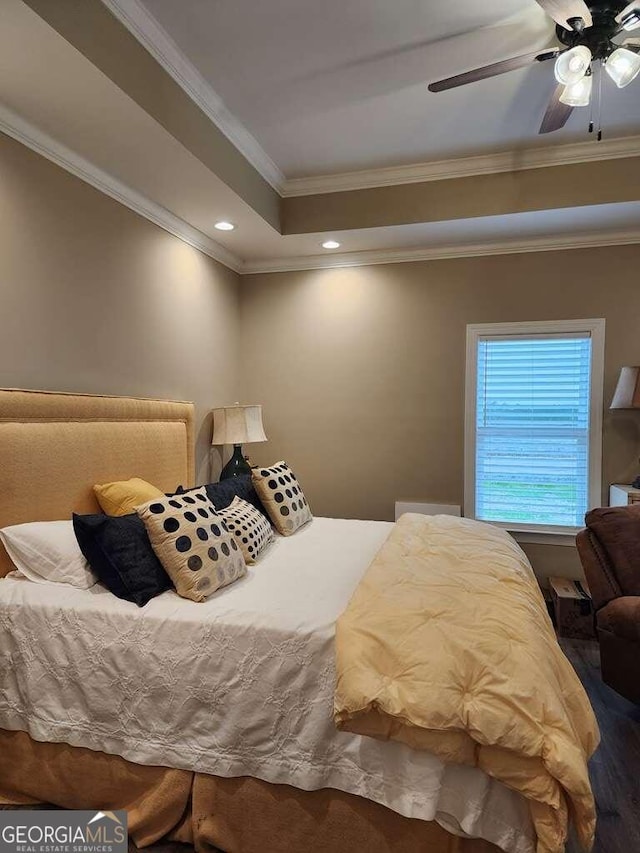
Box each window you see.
[465,319,605,537]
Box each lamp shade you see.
[605,47,640,88]
[610,366,640,409]
[211,404,267,445]
[560,74,592,106]
[554,46,592,85]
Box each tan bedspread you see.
[0,729,501,853]
[334,514,599,853]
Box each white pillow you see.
[0,520,97,589]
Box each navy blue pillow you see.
[73,513,172,607]
[176,474,267,517]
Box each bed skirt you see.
[0,729,501,853]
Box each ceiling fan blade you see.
[616,2,640,27]
[539,83,574,134]
[533,0,593,30]
[428,49,558,93]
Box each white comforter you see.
[0,517,534,853]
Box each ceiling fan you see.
[428,0,640,134]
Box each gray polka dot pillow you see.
[137,488,246,602]
[251,461,312,536]
[218,496,275,564]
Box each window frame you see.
[464,318,605,545]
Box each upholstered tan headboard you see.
[0,389,195,577]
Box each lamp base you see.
[220,444,252,480]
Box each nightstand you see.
[609,484,640,506]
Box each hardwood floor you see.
[560,638,640,853]
[2,639,638,852]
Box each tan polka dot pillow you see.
[219,496,275,564]
[251,461,312,536]
[137,488,246,602]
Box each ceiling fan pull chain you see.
[597,59,604,140]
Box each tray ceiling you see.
[3,0,640,272]
[138,0,640,178]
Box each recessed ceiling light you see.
[322,240,341,249]
[214,221,235,231]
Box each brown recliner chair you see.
[576,504,640,704]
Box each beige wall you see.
[282,157,640,234]
[240,249,640,582]
[0,132,240,483]
[23,0,280,231]
[4,127,640,582]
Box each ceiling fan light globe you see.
[605,47,640,87]
[559,75,592,106]
[554,45,592,84]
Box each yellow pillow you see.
[94,477,164,517]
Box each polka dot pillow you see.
[251,461,312,536]
[137,488,246,602]
[218,496,275,564]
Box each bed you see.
[0,389,588,853]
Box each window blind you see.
[475,333,592,528]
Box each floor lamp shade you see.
[610,367,640,409]
[211,404,267,480]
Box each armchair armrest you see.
[576,528,621,611]
[598,597,640,643]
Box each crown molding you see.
[242,229,640,274]
[281,135,640,197]
[3,102,639,279]
[0,104,242,273]
[101,0,286,192]
[96,0,640,204]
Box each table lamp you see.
[211,403,267,480]
[610,366,640,488]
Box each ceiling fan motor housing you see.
[557,1,631,59]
